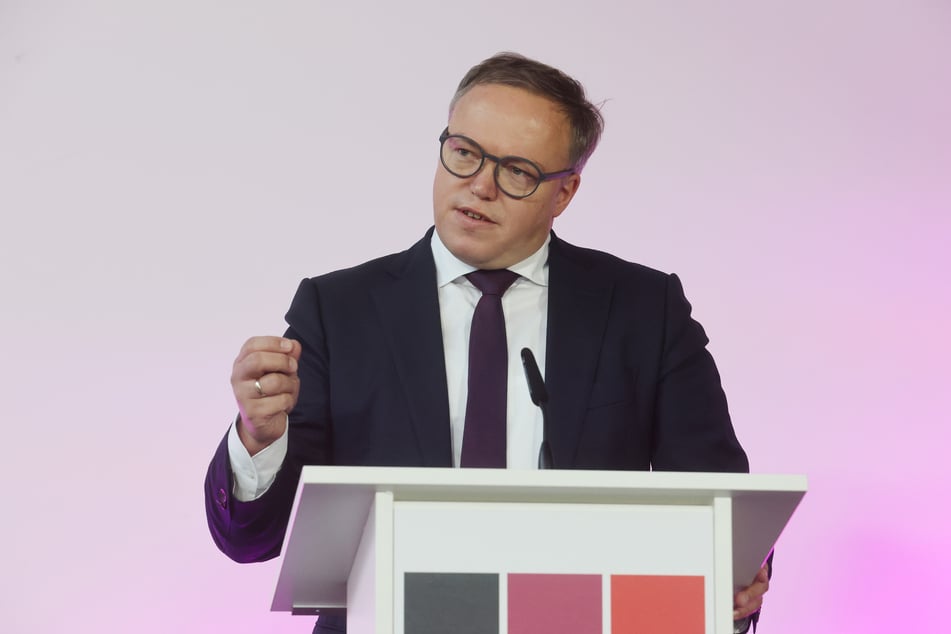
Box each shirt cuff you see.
[733,615,753,634]
[227,416,289,501]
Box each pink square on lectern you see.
[508,573,601,634]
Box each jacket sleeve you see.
[650,273,749,473]
[203,278,334,563]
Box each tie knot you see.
[466,269,519,296]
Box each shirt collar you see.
[430,229,550,288]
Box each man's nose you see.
[469,159,499,200]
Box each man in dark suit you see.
[206,52,770,633]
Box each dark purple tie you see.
[461,269,519,468]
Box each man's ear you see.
[552,173,582,219]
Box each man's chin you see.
[443,237,498,269]
[452,246,494,269]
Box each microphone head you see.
[520,347,549,405]
[520,347,533,366]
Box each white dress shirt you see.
[431,231,548,469]
[229,231,550,500]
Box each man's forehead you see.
[448,84,571,162]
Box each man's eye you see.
[503,163,535,180]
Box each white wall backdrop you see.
[2,1,949,632]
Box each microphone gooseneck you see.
[520,348,554,469]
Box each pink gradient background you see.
[2,1,948,632]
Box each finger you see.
[733,590,763,619]
[236,336,298,363]
[233,350,299,383]
[746,566,770,598]
[742,565,770,597]
[285,338,302,361]
[243,372,300,401]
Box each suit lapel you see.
[545,235,615,468]
[371,231,453,466]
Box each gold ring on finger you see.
[254,379,266,397]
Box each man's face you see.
[433,83,581,270]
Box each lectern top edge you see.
[297,465,807,495]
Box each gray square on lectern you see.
[404,572,499,634]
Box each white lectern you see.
[272,467,805,634]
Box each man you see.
[206,52,770,633]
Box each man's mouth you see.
[460,208,491,222]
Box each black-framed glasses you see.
[438,128,576,199]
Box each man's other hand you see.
[733,564,769,620]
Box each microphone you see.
[520,348,554,469]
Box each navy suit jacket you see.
[205,229,749,632]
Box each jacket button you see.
[216,488,228,510]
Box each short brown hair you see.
[450,52,604,172]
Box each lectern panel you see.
[393,501,716,634]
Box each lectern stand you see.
[271,467,806,634]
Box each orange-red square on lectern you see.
[611,575,704,634]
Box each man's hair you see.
[450,52,604,172]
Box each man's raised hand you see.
[231,336,302,455]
